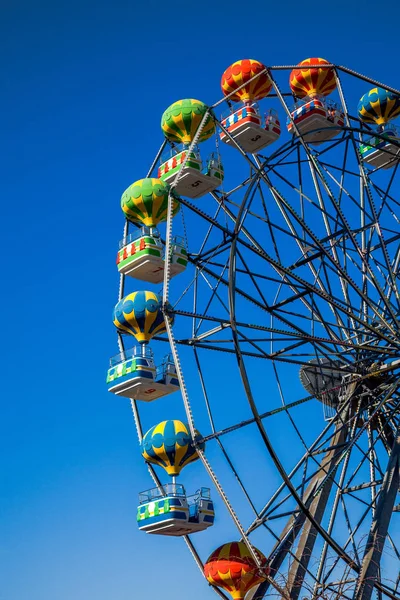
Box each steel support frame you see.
[116,63,400,600]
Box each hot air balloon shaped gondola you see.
[358,88,400,169]
[219,59,280,153]
[106,292,179,401]
[137,420,215,535]
[288,58,344,145]
[204,542,270,599]
[117,178,187,283]
[158,99,224,199]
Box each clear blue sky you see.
[2,1,400,599]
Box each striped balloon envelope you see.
[161,99,215,145]
[289,57,336,99]
[121,178,180,227]
[113,291,173,344]
[221,59,272,103]
[358,88,400,126]
[204,541,269,599]
[141,420,205,476]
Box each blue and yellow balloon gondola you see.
[113,291,173,345]
[141,420,204,476]
[358,88,400,127]
[137,421,214,536]
[358,88,400,169]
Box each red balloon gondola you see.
[289,57,336,99]
[204,541,269,599]
[221,59,272,103]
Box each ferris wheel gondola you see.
[158,99,224,198]
[107,292,179,401]
[137,420,215,535]
[287,57,345,145]
[219,59,281,153]
[358,87,400,169]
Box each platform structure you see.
[220,104,280,153]
[137,483,215,536]
[158,148,223,199]
[116,228,187,283]
[359,126,400,169]
[287,96,345,145]
[106,347,179,401]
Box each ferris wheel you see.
[107,58,400,600]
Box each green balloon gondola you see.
[121,178,180,228]
[161,99,215,145]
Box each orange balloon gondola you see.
[221,59,272,104]
[289,57,336,99]
[204,541,269,600]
